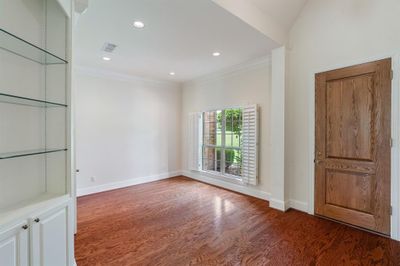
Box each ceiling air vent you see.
[102,42,117,53]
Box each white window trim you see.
[189,104,258,186]
[200,107,244,180]
[198,169,244,185]
[199,105,260,184]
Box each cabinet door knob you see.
[34,218,40,223]
[22,225,29,230]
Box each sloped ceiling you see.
[249,0,308,32]
[212,0,308,44]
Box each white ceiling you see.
[75,0,279,82]
[249,0,308,31]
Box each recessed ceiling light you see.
[133,21,145,29]
[169,72,175,76]
[102,56,111,61]
[212,52,221,57]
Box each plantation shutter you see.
[188,112,202,171]
[241,105,258,185]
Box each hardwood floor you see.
[75,176,400,266]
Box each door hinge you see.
[390,138,394,147]
[391,70,394,80]
[390,205,393,215]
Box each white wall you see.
[75,68,182,194]
[285,0,400,207]
[181,58,272,198]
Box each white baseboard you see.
[182,170,271,200]
[288,199,309,213]
[269,198,289,211]
[267,199,308,213]
[182,170,308,213]
[77,170,309,214]
[77,171,181,197]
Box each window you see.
[202,108,243,178]
[188,105,258,185]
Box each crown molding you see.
[75,55,270,89]
[74,65,180,88]
[183,55,271,87]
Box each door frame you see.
[307,52,400,240]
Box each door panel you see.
[41,209,67,266]
[0,238,16,266]
[326,74,374,161]
[325,170,373,213]
[315,58,391,235]
[0,222,29,266]
[31,205,69,266]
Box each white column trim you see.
[269,46,287,211]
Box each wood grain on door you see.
[315,59,391,235]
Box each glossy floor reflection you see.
[75,176,400,266]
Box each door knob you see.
[22,225,29,230]
[34,218,40,223]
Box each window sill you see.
[197,170,244,185]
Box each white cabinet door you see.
[0,222,29,266]
[30,202,73,266]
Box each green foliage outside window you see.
[217,109,242,136]
[204,108,243,176]
[216,108,243,167]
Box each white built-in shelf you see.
[0,28,68,65]
[0,148,67,160]
[0,193,70,229]
[0,93,67,108]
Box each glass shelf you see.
[0,93,67,108]
[0,28,68,65]
[0,148,67,160]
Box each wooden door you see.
[315,59,391,235]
